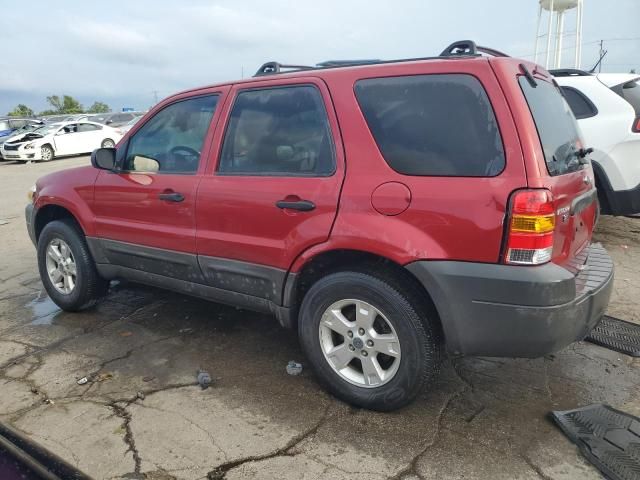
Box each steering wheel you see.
[169,146,200,158]
[165,145,200,172]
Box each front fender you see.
[34,166,99,236]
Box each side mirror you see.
[91,148,116,171]
[106,119,113,125]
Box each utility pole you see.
[152,90,159,105]
[598,40,604,73]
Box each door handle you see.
[275,199,316,211]
[158,191,185,202]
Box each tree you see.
[45,95,83,114]
[87,101,110,113]
[7,104,34,117]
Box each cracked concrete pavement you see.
[1,157,639,479]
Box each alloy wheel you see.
[318,299,401,388]
[45,238,77,295]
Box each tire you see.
[101,138,115,148]
[40,145,54,162]
[37,219,108,311]
[298,271,440,411]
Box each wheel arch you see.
[284,248,445,342]
[34,204,85,243]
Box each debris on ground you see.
[142,376,155,383]
[0,219,8,226]
[136,391,145,401]
[197,369,211,389]
[119,331,133,337]
[96,372,113,382]
[286,361,303,376]
[179,328,193,334]
[76,377,89,385]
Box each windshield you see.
[30,124,62,136]
[519,77,584,176]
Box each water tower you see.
[534,0,584,69]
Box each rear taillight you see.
[633,116,640,133]
[505,189,555,265]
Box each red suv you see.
[26,41,613,410]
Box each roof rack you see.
[439,40,509,58]
[316,59,382,67]
[254,62,314,76]
[548,68,592,77]
[254,40,510,77]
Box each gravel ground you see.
[0,156,638,480]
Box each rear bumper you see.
[406,243,614,358]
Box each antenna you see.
[588,43,608,73]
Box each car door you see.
[92,91,226,282]
[75,122,102,152]
[195,78,345,303]
[52,124,80,155]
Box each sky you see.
[1,0,638,115]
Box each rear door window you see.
[560,86,598,119]
[354,74,505,176]
[219,85,335,176]
[519,77,584,176]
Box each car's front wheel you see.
[40,145,54,162]
[298,271,441,411]
[37,219,108,311]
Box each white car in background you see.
[1,121,121,162]
[552,69,640,215]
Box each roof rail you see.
[254,62,314,76]
[316,59,382,67]
[254,40,510,77]
[549,68,592,77]
[440,40,479,57]
[439,40,509,58]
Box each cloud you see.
[0,0,638,114]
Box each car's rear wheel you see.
[101,138,115,148]
[298,271,440,411]
[37,219,108,311]
[40,145,54,162]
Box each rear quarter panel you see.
[291,59,527,269]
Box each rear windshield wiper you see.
[575,147,593,164]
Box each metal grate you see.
[586,315,640,357]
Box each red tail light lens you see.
[505,189,555,265]
[633,116,640,133]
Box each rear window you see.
[354,74,505,177]
[519,77,583,176]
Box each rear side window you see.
[616,80,640,115]
[354,74,505,176]
[77,123,101,132]
[560,86,598,119]
[519,77,583,176]
[219,85,335,176]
